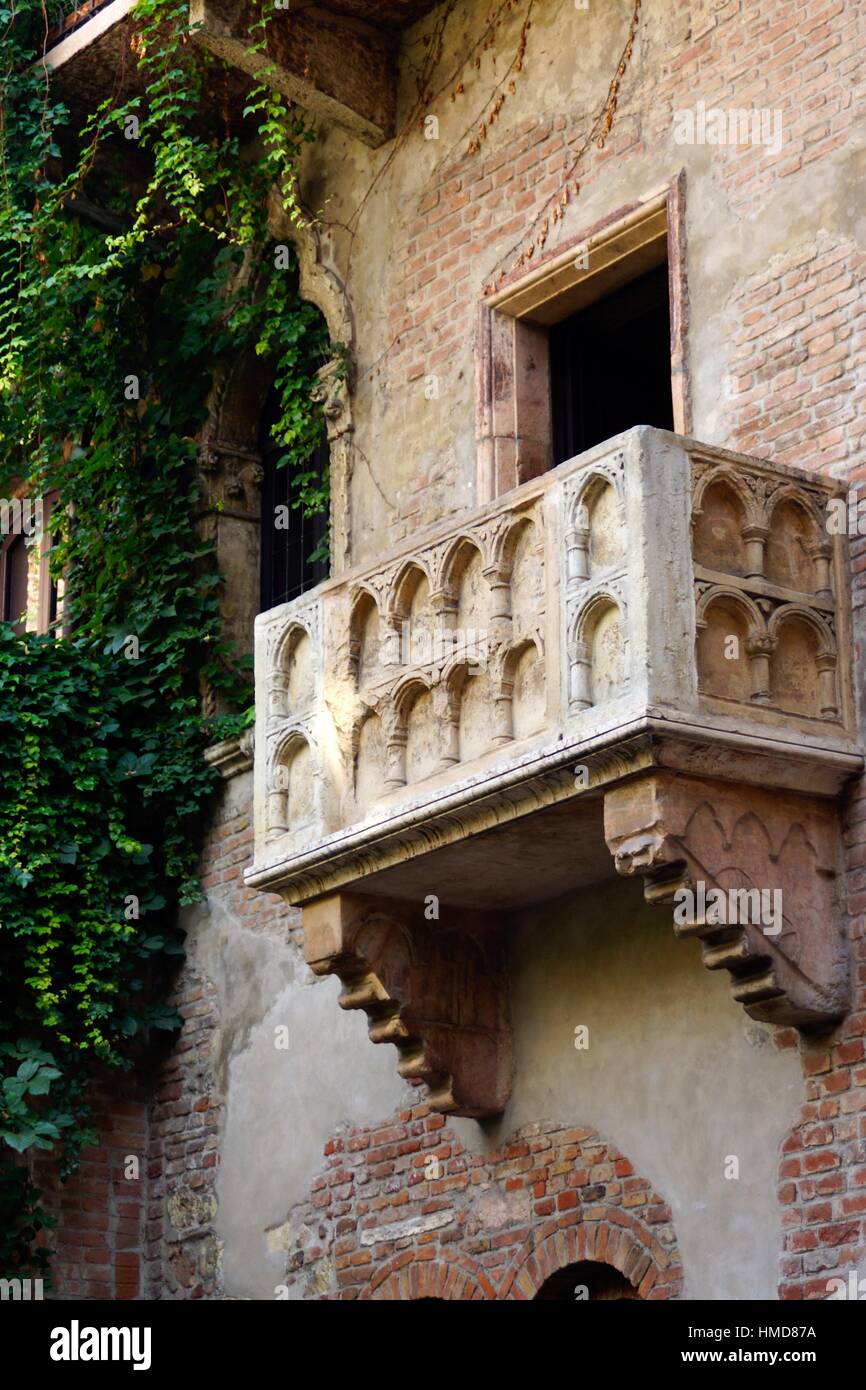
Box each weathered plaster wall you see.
[495,877,802,1299]
[142,767,405,1300]
[46,0,866,1303]
[186,827,800,1299]
[143,0,866,1302]
[203,907,406,1299]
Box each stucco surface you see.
[201,867,801,1299]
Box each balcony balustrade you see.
[246,427,860,1116]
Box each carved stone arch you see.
[387,673,437,788]
[501,1205,682,1301]
[487,509,536,574]
[391,670,434,718]
[695,586,768,705]
[569,584,627,648]
[765,485,828,595]
[269,620,316,719]
[267,193,356,574]
[271,617,310,670]
[767,603,835,659]
[694,584,765,636]
[386,560,437,668]
[500,637,546,742]
[267,192,354,351]
[362,1252,494,1301]
[440,653,475,698]
[349,585,383,686]
[496,512,545,640]
[692,465,764,577]
[569,468,627,579]
[352,705,388,815]
[267,727,316,838]
[568,586,629,710]
[387,558,432,621]
[434,658,471,766]
[767,603,838,718]
[349,580,382,616]
[440,533,486,600]
[692,463,761,528]
[573,462,625,518]
[766,483,825,536]
[269,723,316,775]
[499,633,544,682]
[438,654,500,762]
[439,535,490,645]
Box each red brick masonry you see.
[286,1112,683,1300]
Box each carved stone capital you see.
[301,893,512,1117]
[197,440,263,515]
[603,772,849,1028]
[204,729,255,780]
[311,358,353,441]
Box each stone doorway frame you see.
[475,171,691,503]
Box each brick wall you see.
[33,1082,148,1300]
[776,505,866,1299]
[283,1109,683,1300]
[36,0,866,1300]
[37,775,292,1301]
[144,778,291,1299]
[377,0,863,551]
[380,0,866,1296]
[722,232,864,471]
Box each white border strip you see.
[40,0,137,71]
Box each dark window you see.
[2,534,29,634]
[549,262,674,466]
[259,389,329,611]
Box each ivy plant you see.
[0,0,331,1275]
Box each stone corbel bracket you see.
[603,772,850,1028]
[301,893,512,1117]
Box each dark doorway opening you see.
[549,262,674,466]
[259,387,329,611]
[533,1259,640,1301]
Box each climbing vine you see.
[0,0,331,1274]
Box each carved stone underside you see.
[603,772,849,1028]
[301,893,512,1117]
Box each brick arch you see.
[501,1206,683,1301]
[289,1110,685,1301]
[362,1250,495,1301]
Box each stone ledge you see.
[204,731,254,780]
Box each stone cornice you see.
[204,731,254,780]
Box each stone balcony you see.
[40,1,442,148]
[247,426,862,1116]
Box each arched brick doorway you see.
[362,1251,495,1301]
[534,1259,639,1300]
[502,1209,683,1300]
[292,1112,684,1301]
